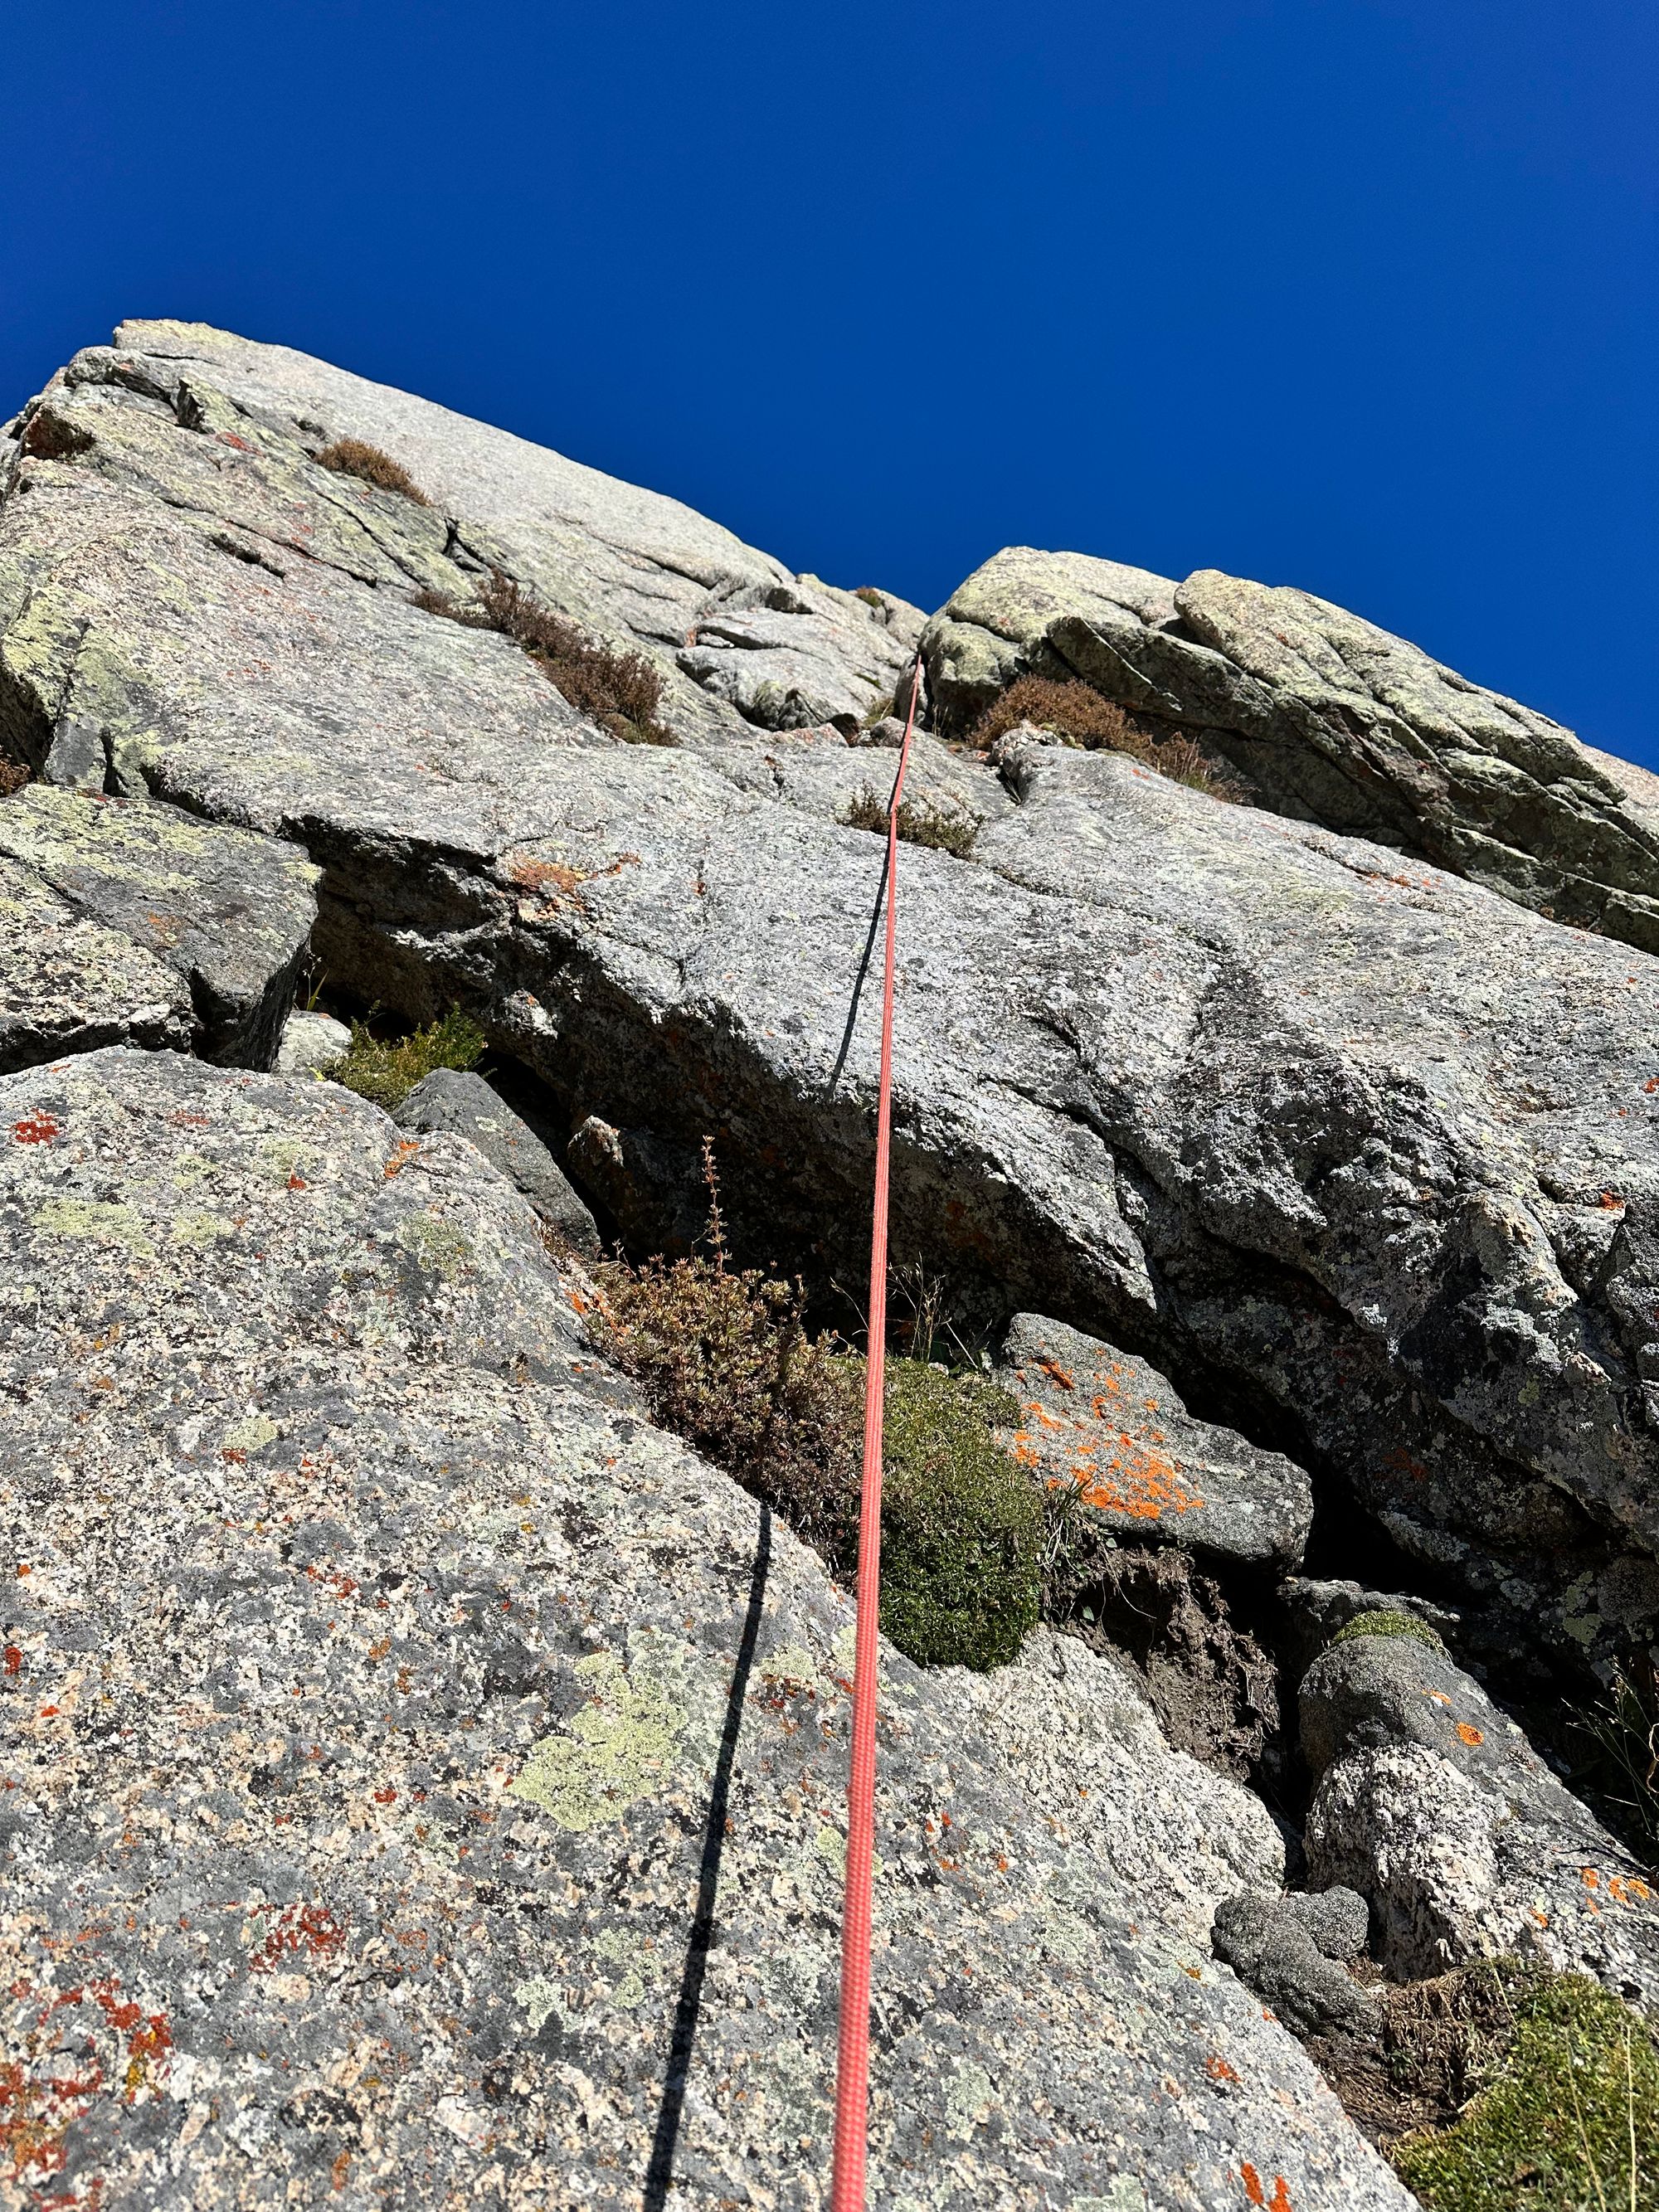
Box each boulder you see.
[393,1067,601,1257]
[9,325,1659,1690]
[998,1312,1313,1568]
[275,1007,351,1076]
[0,784,318,1067]
[0,851,192,1072]
[922,545,1659,951]
[1301,1626,1659,2010]
[1211,1889,1382,2043]
[0,1048,1410,2208]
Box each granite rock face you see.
[998,1312,1313,1568]
[6,330,1659,1680]
[275,1007,350,1077]
[393,1067,601,1257]
[0,1049,1409,2210]
[1210,1889,1381,2044]
[1301,1627,1659,2010]
[922,545,1659,950]
[0,785,316,1070]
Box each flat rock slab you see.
[0,852,191,1072]
[1301,1627,1659,2010]
[393,1067,601,1257]
[0,785,317,1067]
[1000,1312,1314,1568]
[0,1049,1409,2209]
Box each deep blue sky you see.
[3,2,1653,760]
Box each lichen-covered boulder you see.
[0,1049,1411,2208]
[998,1312,1313,1568]
[1211,1889,1381,2044]
[0,785,317,1067]
[921,544,1659,950]
[1301,1627,1659,2010]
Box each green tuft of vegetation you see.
[416,569,677,746]
[331,1008,485,1111]
[842,784,978,859]
[1394,1966,1659,2210]
[966,674,1246,802]
[314,437,431,504]
[1331,1607,1446,1652]
[595,1150,1039,1670]
[853,586,886,610]
[864,1359,1042,1671]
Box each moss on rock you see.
[1394,1966,1659,2209]
[875,1360,1042,1672]
[332,1008,485,1111]
[1331,1607,1445,1653]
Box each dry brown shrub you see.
[966,674,1246,802]
[314,437,430,504]
[0,758,30,796]
[842,785,978,858]
[416,570,676,746]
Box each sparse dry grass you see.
[842,784,978,858]
[314,437,431,504]
[966,674,1247,802]
[416,569,676,746]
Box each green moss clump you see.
[873,1360,1042,1671]
[1394,1968,1659,2209]
[332,1009,485,1111]
[1331,1607,1445,1653]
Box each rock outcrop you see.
[6,323,1659,1685]
[0,785,315,1070]
[1302,1624,1659,2010]
[999,1312,1313,1568]
[393,1067,601,1257]
[921,544,1659,950]
[0,1048,1410,2209]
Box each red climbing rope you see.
[830,654,924,2212]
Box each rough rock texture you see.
[275,1009,350,1077]
[1210,1890,1381,2043]
[567,1115,709,1257]
[1,321,917,761]
[999,1312,1313,1568]
[922,545,1659,950]
[1301,1628,1659,2010]
[9,325,1659,1685]
[0,785,316,1069]
[393,1067,601,1257]
[708,726,1014,848]
[0,1049,1410,2209]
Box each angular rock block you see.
[1000,1311,1314,1568]
[394,1067,601,1257]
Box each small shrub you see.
[331,1008,485,1111]
[416,569,676,746]
[842,785,977,858]
[861,1359,1042,1671]
[314,437,430,504]
[593,1159,859,1555]
[853,587,885,610]
[966,674,1246,802]
[0,757,29,797]
[1393,1966,1659,2209]
[1331,1607,1445,1653]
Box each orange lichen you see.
[9,1116,59,1146]
[1240,2166,1292,2210]
[1455,1723,1485,1747]
[382,1140,421,1179]
[1206,2054,1240,2084]
[1037,1359,1075,1391]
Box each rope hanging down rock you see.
[830,654,923,2212]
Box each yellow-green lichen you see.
[32,1197,154,1255]
[508,1648,683,1830]
[398,1214,474,1280]
[221,1413,279,1456]
[171,1209,235,1247]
